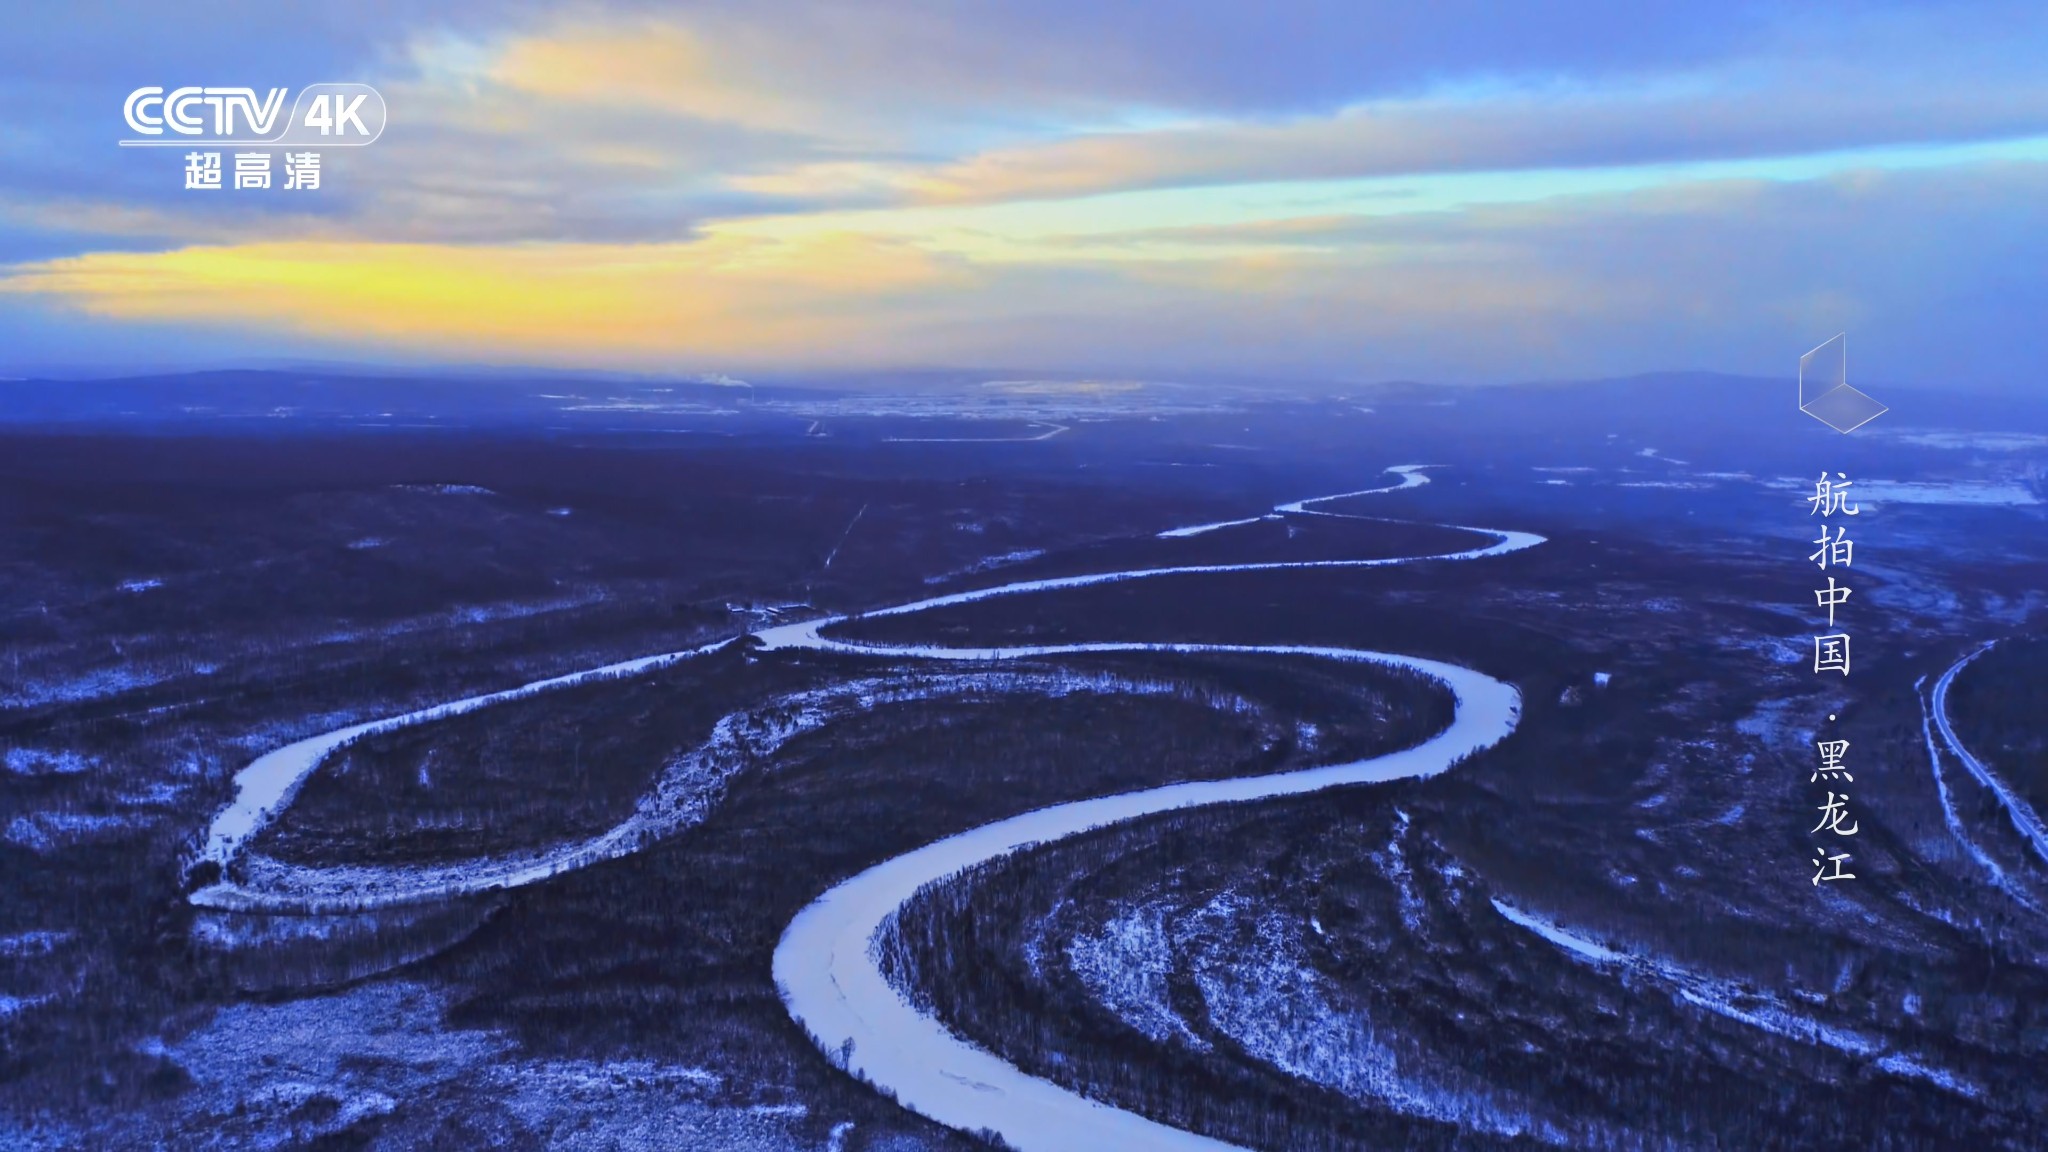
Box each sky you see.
[1,1,2044,389]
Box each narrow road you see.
[1931,640,2048,865]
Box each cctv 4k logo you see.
[121,84,387,146]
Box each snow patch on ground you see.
[1369,808,1425,933]
[122,779,193,808]
[3,747,96,776]
[0,665,174,710]
[1190,898,1409,1104]
[923,549,1047,584]
[393,483,497,496]
[0,993,58,1020]
[1852,481,2039,507]
[306,592,610,647]
[122,979,818,1151]
[1883,429,2048,452]
[1733,696,1811,745]
[0,931,69,958]
[1492,900,1628,964]
[1066,902,1212,1052]
[6,810,149,852]
[1158,515,1271,539]
[203,669,1237,913]
[1192,896,1570,1142]
[1492,900,1981,1099]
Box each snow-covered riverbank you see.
[772,645,1521,1152]
[193,463,1540,1149]
[763,465,1540,1151]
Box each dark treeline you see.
[403,653,1443,1144]
[881,782,2048,1151]
[0,430,1245,1133]
[2,634,1436,1142]
[879,811,1456,1152]
[258,644,846,868]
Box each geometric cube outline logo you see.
[1799,332,1887,434]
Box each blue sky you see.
[1,1,2043,389]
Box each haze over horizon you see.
[2,2,2044,394]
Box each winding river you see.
[193,465,1544,1149]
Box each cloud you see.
[1,1,2044,387]
[0,227,972,365]
[8,1,2046,252]
[267,5,2048,242]
[962,161,2048,387]
[469,0,1783,119]
[899,75,2048,206]
[6,159,2041,387]
[477,19,835,136]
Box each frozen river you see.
[192,465,1543,1148]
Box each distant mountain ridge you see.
[0,368,2026,442]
